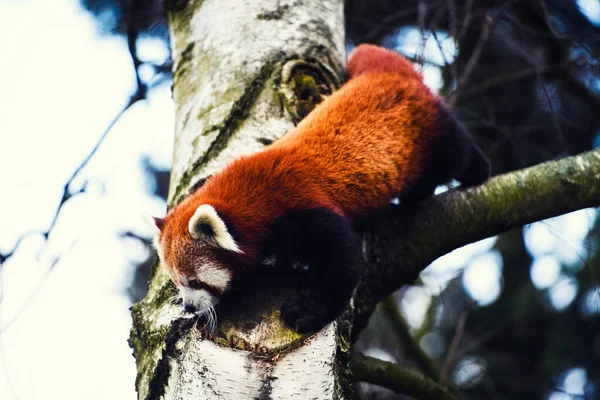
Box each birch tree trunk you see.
[130,1,350,398]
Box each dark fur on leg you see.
[265,208,361,333]
[456,142,491,187]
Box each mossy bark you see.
[130,0,349,399]
[354,149,600,337]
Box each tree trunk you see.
[130,1,351,398]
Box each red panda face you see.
[153,204,242,325]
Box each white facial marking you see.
[180,286,219,332]
[181,286,216,311]
[188,204,243,253]
[197,266,232,292]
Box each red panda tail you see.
[347,44,422,81]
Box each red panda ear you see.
[146,215,165,237]
[153,216,166,231]
[188,204,243,253]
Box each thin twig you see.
[417,0,428,70]
[539,79,568,152]
[0,268,19,400]
[448,13,495,106]
[439,311,468,385]
[414,292,437,343]
[352,4,423,44]
[382,295,441,381]
[447,0,458,40]
[121,230,153,247]
[431,29,457,84]
[0,332,19,400]
[0,252,65,331]
[525,0,600,111]
[0,90,144,265]
[0,30,148,266]
[456,0,475,45]
[455,62,568,102]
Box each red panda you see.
[153,44,490,333]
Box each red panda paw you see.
[280,292,334,333]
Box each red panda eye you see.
[188,279,200,289]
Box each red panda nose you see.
[183,303,197,313]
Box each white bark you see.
[168,324,339,399]
[130,1,348,399]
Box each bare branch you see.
[351,354,458,400]
[439,311,468,385]
[0,26,149,267]
[0,251,65,331]
[352,4,423,44]
[523,0,600,111]
[0,90,143,266]
[382,295,440,381]
[447,0,458,40]
[539,79,569,151]
[448,10,499,106]
[456,62,568,102]
[120,231,153,247]
[456,0,475,45]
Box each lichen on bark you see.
[353,149,600,338]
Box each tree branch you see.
[354,149,600,337]
[351,354,458,400]
[382,296,440,381]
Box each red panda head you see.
[153,202,245,325]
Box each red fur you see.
[346,44,423,81]
[160,45,450,271]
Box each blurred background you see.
[0,0,599,399]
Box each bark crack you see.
[170,61,278,205]
[145,318,196,400]
[255,363,275,400]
